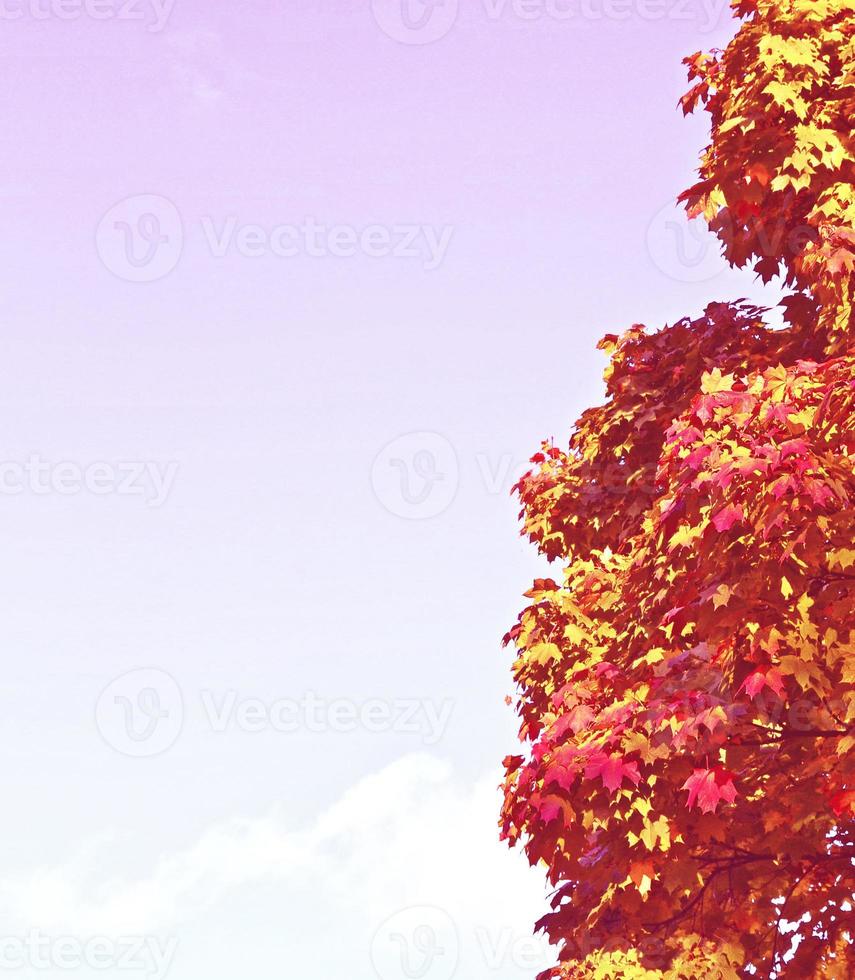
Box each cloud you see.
[0,755,552,977]
[164,30,265,106]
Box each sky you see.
[0,1,791,978]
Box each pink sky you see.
[0,3,787,977]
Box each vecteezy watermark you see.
[647,200,823,284]
[370,0,729,44]
[371,433,460,521]
[0,931,178,978]
[96,195,184,283]
[0,0,175,31]
[646,200,729,283]
[475,926,553,972]
[370,908,557,979]
[95,194,455,282]
[201,692,454,746]
[96,670,455,757]
[370,0,460,44]
[96,669,185,758]
[371,434,530,520]
[0,457,179,507]
[200,217,454,270]
[371,907,459,980]
[372,908,665,977]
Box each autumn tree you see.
[501,1,855,977]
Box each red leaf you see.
[830,789,855,817]
[584,752,641,794]
[681,767,738,813]
[712,503,744,532]
[539,801,561,824]
[741,668,785,700]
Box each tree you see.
[500,2,855,977]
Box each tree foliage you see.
[501,2,855,977]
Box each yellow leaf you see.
[668,524,702,551]
[701,368,736,394]
[830,548,855,571]
[779,655,812,690]
[562,623,587,645]
[528,642,562,666]
[713,584,734,609]
[639,815,671,852]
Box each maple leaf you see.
[669,523,702,551]
[712,583,734,609]
[829,548,855,571]
[539,800,562,825]
[829,789,855,817]
[711,503,744,532]
[583,752,641,794]
[741,668,785,700]
[742,671,767,698]
[681,768,738,814]
[629,858,655,898]
[701,368,736,394]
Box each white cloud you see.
[0,755,553,978]
[164,30,265,106]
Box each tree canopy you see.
[501,2,855,976]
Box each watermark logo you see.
[0,932,178,979]
[202,692,454,746]
[200,217,453,269]
[96,673,455,754]
[371,911,669,974]
[371,907,459,980]
[372,432,459,520]
[96,194,183,283]
[371,0,728,41]
[475,926,552,971]
[646,200,727,283]
[0,0,176,31]
[0,457,178,508]
[96,196,454,278]
[96,668,184,758]
[371,0,459,44]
